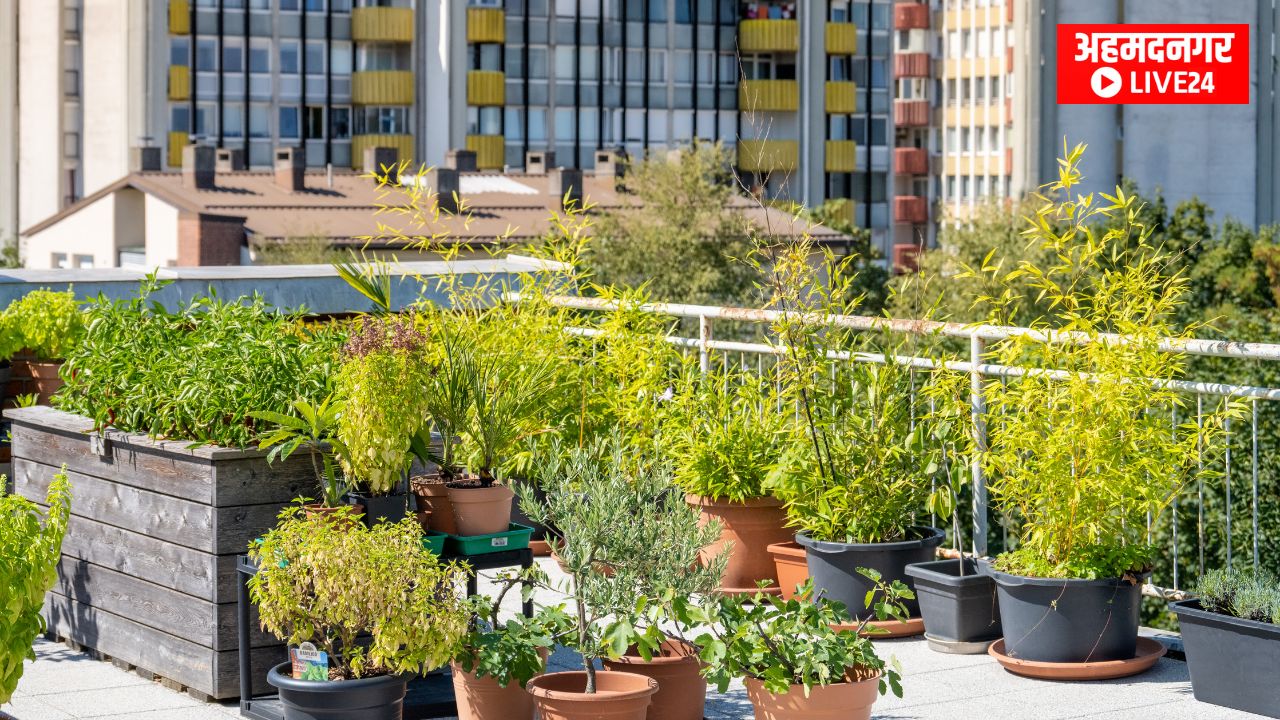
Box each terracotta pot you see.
[601,640,705,720]
[530,539,553,557]
[451,657,542,720]
[686,494,791,594]
[11,359,63,404]
[744,671,880,720]
[447,483,515,536]
[304,503,364,530]
[768,541,809,601]
[414,509,432,532]
[526,671,657,720]
[411,476,457,535]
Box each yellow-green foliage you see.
[0,470,71,705]
[248,507,468,679]
[3,289,85,361]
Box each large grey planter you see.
[4,406,314,700]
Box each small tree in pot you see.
[249,507,469,720]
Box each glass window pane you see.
[280,42,300,74]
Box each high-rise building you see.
[2,0,908,261]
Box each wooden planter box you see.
[4,406,313,700]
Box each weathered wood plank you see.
[212,457,315,507]
[212,503,296,554]
[3,406,271,460]
[57,513,221,602]
[43,592,286,699]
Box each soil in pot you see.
[1172,599,1280,718]
[601,640,705,720]
[988,567,1144,663]
[686,494,792,595]
[796,526,944,618]
[743,670,879,720]
[526,670,657,720]
[447,481,515,537]
[267,662,407,720]
[411,475,458,535]
[905,558,1001,651]
[768,541,809,601]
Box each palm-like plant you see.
[252,395,353,507]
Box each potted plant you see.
[3,289,85,401]
[335,316,433,526]
[1172,568,1280,718]
[409,324,474,535]
[972,144,1235,664]
[0,469,70,707]
[664,368,793,596]
[451,570,573,720]
[677,576,907,720]
[252,395,361,522]
[249,506,468,720]
[514,438,721,720]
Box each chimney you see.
[426,167,460,213]
[526,150,555,175]
[362,146,400,181]
[445,148,477,172]
[181,144,215,189]
[548,167,583,208]
[594,147,628,190]
[129,146,162,172]
[216,148,246,173]
[274,146,305,192]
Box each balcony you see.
[825,22,857,55]
[894,52,930,78]
[465,134,505,170]
[739,79,799,113]
[467,7,506,44]
[737,139,799,172]
[825,81,857,114]
[166,131,186,168]
[351,134,414,168]
[352,70,415,106]
[352,6,414,43]
[738,19,799,53]
[467,70,505,107]
[896,99,930,127]
[168,0,188,34]
[895,195,928,224]
[894,147,928,175]
[894,2,930,30]
[167,65,189,101]
[825,140,857,173]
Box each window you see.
[331,42,352,74]
[249,0,270,9]
[648,0,665,21]
[474,44,502,72]
[303,106,324,139]
[51,253,69,269]
[961,127,971,151]
[675,0,692,22]
[354,106,408,134]
[306,0,325,9]
[330,107,351,138]
[249,104,270,138]
[696,51,714,83]
[170,105,190,133]
[468,106,502,135]
[223,40,244,74]
[870,3,889,29]
[280,0,300,10]
[505,108,524,140]
[223,105,244,137]
[305,41,325,74]
[196,38,217,71]
[554,108,573,140]
[579,47,599,81]
[649,50,666,82]
[280,41,300,74]
[195,103,217,136]
[279,106,300,138]
[249,40,271,73]
[74,255,94,269]
[528,47,549,79]
[870,59,886,88]
[625,49,644,82]
[579,108,598,141]
[528,108,547,142]
[673,50,692,83]
[555,46,575,80]
[170,37,189,66]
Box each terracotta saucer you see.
[529,539,553,557]
[830,617,926,639]
[987,637,1167,680]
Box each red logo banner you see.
[1057,24,1249,104]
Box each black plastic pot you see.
[987,567,1144,663]
[796,526,944,618]
[267,662,408,720]
[0,360,11,388]
[350,482,410,528]
[905,558,1001,652]
[1172,599,1280,718]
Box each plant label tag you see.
[491,537,509,548]
[290,642,329,681]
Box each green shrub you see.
[1197,567,1280,624]
[452,577,574,689]
[248,506,469,679]
[56,277,343,447]
[1,469,71,705]
[2,289,85,361]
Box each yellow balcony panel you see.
[168,65,190,101]
[466,134,505,170]
[352,6,414,43]
[739,19,798,53]
[352,70,415,105]
[825,22,857,55]
[167,131,187,168]
[351,134,415,169]
[467,7,506,44]
[825,140,858,173]
[825,81,857,114]
[739,79,799,113]
[738,139,799,173]
[169,0,189,34]
[467,70,505,107]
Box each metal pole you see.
[699,315,712,374]
[970,334,988,557]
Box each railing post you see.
[970,334,989,557]
[699,315,712,374]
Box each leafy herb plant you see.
[2,289,85,361]
[1197,567,1280,624]
[452,571,575,688]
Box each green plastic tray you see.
[421,531,447,555]
[445,523,534,556]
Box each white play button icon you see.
[1091,67,1123,99]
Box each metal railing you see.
[516,293,1280,598]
